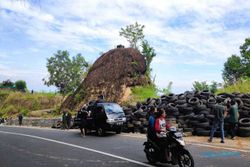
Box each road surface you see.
[0,126,249,167]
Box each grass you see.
[130,85,158,102]
[0,90,63,118]
[216,78,250,94]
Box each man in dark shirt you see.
[18,113,23,126]
[228,100,239,140]
[78,108,88,137]
[208,103,226,143]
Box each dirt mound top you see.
[62,47,150,110]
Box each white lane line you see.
[120,134,250,153]
[0,131,153,167]
[187,143,250,153]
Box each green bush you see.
[15,80,27,91]
[0,105,18,117]
[0,90,63,118]
[217,78,250,94]
[131,85,158,102]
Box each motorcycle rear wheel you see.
[177,149,194,167]
[145,145,157,164]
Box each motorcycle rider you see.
[147,106,157,140]
[154,108,171,161]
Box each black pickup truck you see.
[73,102,126,136]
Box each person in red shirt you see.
[154,108,171,160]
[155,109,171,137]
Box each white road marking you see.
[187,143,250,153]
[0,130,153,167]
[120,134,250,153]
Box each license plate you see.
[116,122,123,125]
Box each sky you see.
[0,0,250,93]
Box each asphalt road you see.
[0,126,249,167]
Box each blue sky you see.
[0,0,250,93]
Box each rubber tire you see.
[196,130,210,136]
[238,127,250,137]
[239,118,250,127]
[177,149,194,167]
[96,128,105,136]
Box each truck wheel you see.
[116,128,121,134]
[97,128,105,136]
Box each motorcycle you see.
[143,127,194,167]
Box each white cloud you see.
[0,0,250,92]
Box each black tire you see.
[196,130,210,136]
[206,114,215,119]
[183,113,195,119]
[195,104,207,111]
[96,127,105,136]
[199,110,210,115]
[235,98,244,108]
[188,120,199,126]
[188,97,199,105]
[144,143,157,164]
[178,94,186,100]
[238,127,250,137]
[239,118,250,127]
[196,122,210,128]
[238,126,250,133]
[183,128,194,132]
[243,102,250,108]
[177,149,194,167]
[241,98,250,104]
[176,100,187,105]
[116,127,122,134]
[242,106,250,111]
[216,95,227,103]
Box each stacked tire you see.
[238,118,250,137]
[120,91,250,137]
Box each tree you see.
[192,81,209,92]
[192,81,219,93]
[141,40,156,78]
[1,79,14,88]
[15,80,27,91]
[43,50,89,95]
[158,81,173,95]
[119,22,145,49]
[120,22,156,80]
[210,81,219,93]
[222,55,242,84]
[240,38,250,77]
[223,38,250,84]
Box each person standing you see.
[62,110,68,130]
[79,108,88,137]
[208,103,226,143]
[228,100,239,140]
[147,106,157,140]
[66,111,72,129]
[18,113,23,126]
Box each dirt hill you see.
[61,47,150,111]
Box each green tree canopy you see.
[158,81,173,95]
[223,38,250,84]
[15,80,27,91]
[222,55,242,84]
[119,22,145,49]
[192,81,219,93]
[1,79,14,88]
[141,40,156,78]
[43,50,89,95]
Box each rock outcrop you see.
[61,47,150,110]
